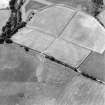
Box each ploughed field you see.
[0,44,104,105]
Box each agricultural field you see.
[0,0,105,105]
